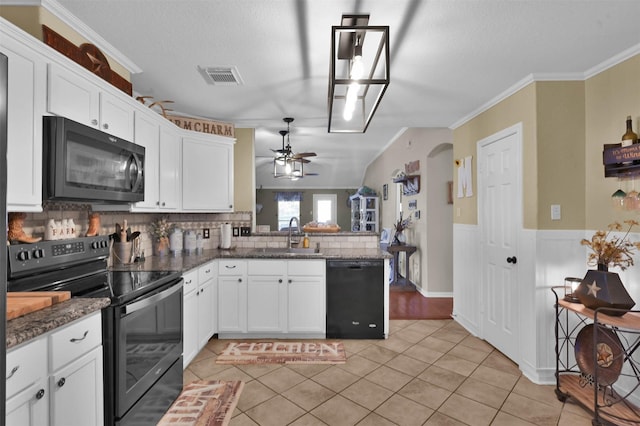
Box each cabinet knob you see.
[91,119,98,125]
[288,279,292,284]
[506,256,517,264]
[156,201,160,206]
[278,279,283,283]
[103,123,109,130]
[238,278,242,283]
[36,389,45,400]
[162,202,166,206]
[229,205,233,208]
[57,378,66,387]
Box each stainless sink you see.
[250,247,322,255]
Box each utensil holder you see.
[112,242,133,265]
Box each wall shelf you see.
[393,174,420,195]
[603,143,640,178]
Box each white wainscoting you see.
[452,224,481,336]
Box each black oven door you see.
[114,279,183,418]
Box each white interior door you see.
[478,124,522,363]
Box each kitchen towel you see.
[220,223,232,249]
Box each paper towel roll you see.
[220,223,232,249]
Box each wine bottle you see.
[622,115,638,146]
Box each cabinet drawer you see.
[6,337,47,399]
[183,269,198,295]
[248,260,286,276]
[198,261,217,282]
[49,312,102,372]
[218,260,246,276]
[288,259,325,276]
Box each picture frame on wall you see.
[383,184,388,200]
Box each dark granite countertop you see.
[6,298,110,350]
[110,247,391,273]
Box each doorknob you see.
[506,256,517,264]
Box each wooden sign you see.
[166,115,235,138]
[405,160,420,174]
[603,143,640,165]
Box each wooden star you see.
[596,343,614,367]
[587,280,601,297]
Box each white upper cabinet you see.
[131,110,160,210]
[0,27,46,212]
[182,134,235,212]
[159,123,181,210]
[48,62,134,141]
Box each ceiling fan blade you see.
[293,152,317,158]
[304,173,319,176]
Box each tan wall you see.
[1,5,130,80]
[233,128,255,216]
[585,55,640,229]
[453,84,538,227]
[536,81,586,230]
[255,188,355,231]
[453,55,639,230]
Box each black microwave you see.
[43,116,145,204]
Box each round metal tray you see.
[574,324,623,387]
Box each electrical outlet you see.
[241,227,251,236]
[203,228,210,239]
[232,227,240,237]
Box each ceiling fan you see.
[271,117,318,178]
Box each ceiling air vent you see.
[198,66,243,86]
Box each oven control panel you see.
[8,235,110,278]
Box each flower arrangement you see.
[392,214,412,244]
[580,220,640,270]
[149,217,175,242]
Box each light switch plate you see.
[551,204,561,220]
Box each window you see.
[278,200,300,230]
[313,194,337,224]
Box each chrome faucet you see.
[288,217,300,248]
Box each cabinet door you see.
[6,380,48,426]
[1,37,45,212]
[99,91,134,140]
[48,63,99,129]
[132,111,160,210]
[247,275,285,333]
[198,278,216,347]
[50,347,103,426]
[287,275,326,334]
[218,275,246,333]
[183,288,198,369]
[159,124,181,210]
[182,136,234,211]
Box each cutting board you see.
[6,291,72,320]
[8,291,71,304]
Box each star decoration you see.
[587,280,601,297]
[596,343,614,368]
[85,51,105,74]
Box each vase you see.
[597,263,608,272]
[154,237,169,257]
[392,232,406,246]
[575,268,636,316]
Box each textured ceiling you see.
[56,0,640,189]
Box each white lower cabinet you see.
[287,260,326,335]
[183,261,218,369]
[247,260,287,333]
[219,259,325,338]
[5,312,103,426]
[218,260,248,334]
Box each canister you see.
[169,228,183,255]
[184,230,197,254]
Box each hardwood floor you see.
[389,283,453,320]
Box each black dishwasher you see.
[326,259,385,339]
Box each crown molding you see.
[450,45,640,130]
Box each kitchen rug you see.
[215,341,347,364]
[157,380,244,426]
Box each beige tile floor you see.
[183,319,594,425]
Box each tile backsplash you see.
[15,202,252,256]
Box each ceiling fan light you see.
[351,53,364,79]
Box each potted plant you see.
[149,217,175,257]
[576,220,638,315]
